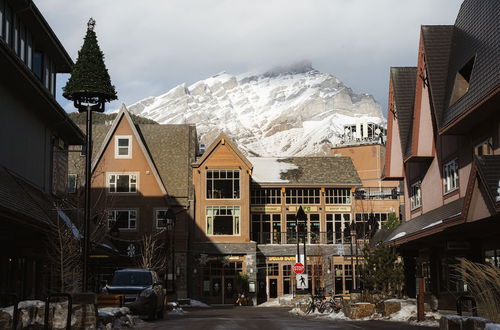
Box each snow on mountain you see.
[127,61,385,156]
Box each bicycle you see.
[319,294,344,313]
[305,295,325,314]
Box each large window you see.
[326,213,351,244]
[449,56,475,106]
[325,188,351,204]
[108,173,138,193]
[443,159,459,194]
[251,213,281,244]
[115,136,132,158]
[475,138,493,156]
[206,206,240,235]
[206,170,240,199]
[108,210,137,229]
[251,188,281,204]
[410,181,421,210]
[285,188,320,204]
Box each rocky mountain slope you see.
[127,61,385,156]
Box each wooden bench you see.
[96,294,124,308]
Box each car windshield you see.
[111,271,153,286]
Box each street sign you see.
[293,262,305,274]
[296,274,308,289]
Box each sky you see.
[34,0,463,115]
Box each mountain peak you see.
[128,65,385,156]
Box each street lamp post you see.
[63,18,117,292]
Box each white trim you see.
[205,205,241,236]
[443,158,459,194]
[107,209,138,230]
[410,181,422,210]
[107,172,139,194]
[115,135,132,159]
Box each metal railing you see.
[355,187,399,200]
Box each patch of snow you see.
[257,299,282,307]
[422,220,443,230]
[486,323,500,330]
[179,299,210,308]
[98,307,130,317]
[249,157,299,183]
[389,231,407,241]
[325,311,349,320]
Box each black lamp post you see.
[63,18,117,292]
[166,208,176,294]
[296,206,308,293]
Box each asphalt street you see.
[136,306,437,330]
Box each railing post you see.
[44,293,72,330]
[0,293,18,330]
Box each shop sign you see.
[325,206,351,212]
[250,206,282,213]
[288,206,318,212]
[268,256,296,261]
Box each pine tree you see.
[361,243,404,297]
[63,18,117,103]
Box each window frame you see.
[155,209,169,229]
[206,206,241,236]
[250,188,281,205]
[474,138,493,156]
[325,188,352,205]
[206,169,241,200]
[115,135,132,159]
[67,173,77,194]
[107,172,139,194]
[443,158,459,194]
[285,188,321,205]
[107,209,138,230]
[410,180,422,210]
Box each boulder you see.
[343,303,375,319]
[376,301,401,316]
[0,310,12,329]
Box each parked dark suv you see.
[104,268,166,319]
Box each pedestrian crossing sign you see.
[296,274,308,289]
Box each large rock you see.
[376,301,401,317]
[0,309,12,329]
[439,315,491,330]
[343,303,375,319]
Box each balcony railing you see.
[251,232,370,245]
[355,187,399,200]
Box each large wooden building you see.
[384,0,499,309]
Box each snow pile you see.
[486,323,500,330]
[178,299,210,308]
[257,299,282,307]
[126,62,385,157]
[97,307,130,317]
[257,294,295,307]
[249,158,299,183]
[168,302,185,313]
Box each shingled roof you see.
[250,156,361,186]
[0,166,54,228]
[442,0,500,127]
[475,155,500,205]
[421,25,454,128]
[390,67,416,158]
[71,121,196,202]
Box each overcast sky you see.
[35,0,463,115]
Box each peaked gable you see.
[91,105,167,195]
[193,134,253,170]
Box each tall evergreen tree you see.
[63,18,117,103]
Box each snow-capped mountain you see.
[127,61,385,156]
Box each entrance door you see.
[211,277,222,304]
[269,278,278,298]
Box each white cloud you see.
[36,0,463,113]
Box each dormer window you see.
[115,136,132,159]
[449,56,475,106]
[410,181,422,210]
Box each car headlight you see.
[140,289,153,298]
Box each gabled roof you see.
[385,197,464,244]
[421,25,454,128]
[390,67,416,158]
[91,105,167,195]
[192,133,253,170]
[250,156,361,186]
[475,155,500,209]
[442,0,500,128]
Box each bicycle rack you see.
[0,293,18,330]
[456,295,477,317]
[44,293,72,330]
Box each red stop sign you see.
[293,262,304,274]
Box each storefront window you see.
[206,170,240,199]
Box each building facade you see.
[190,134,401,304]
[68,106,197,298]
[0,0,84,299]
[384,0,499,309]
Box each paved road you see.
[137,306,437,329]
